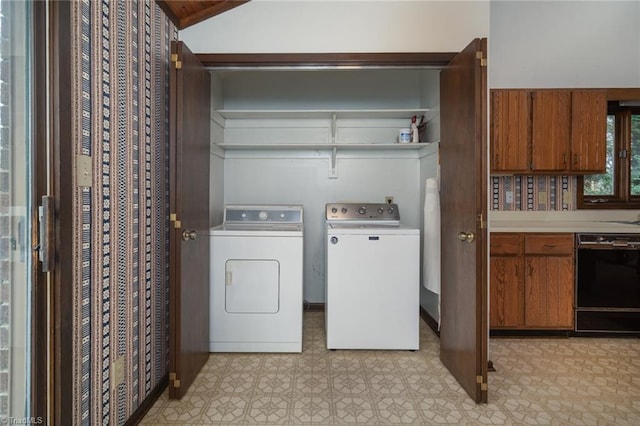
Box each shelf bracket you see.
[331,113,337,144]
[329,146,338,179]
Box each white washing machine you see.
[209,204,303,352]
[325,202,420,350]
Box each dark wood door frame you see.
[194,48,488,403]
[48,0,75,422]
[196,52,457,68]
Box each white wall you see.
[490,0,640,88]
[180,0,489,53]
[223,152,423,302]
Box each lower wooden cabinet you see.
[490,232,575,330]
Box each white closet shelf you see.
[216,143,434,150]
[216,108,430,120]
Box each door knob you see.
[182,230,197,241]
[458,231,475,243]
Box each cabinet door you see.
[490,256,524,328]
[531,90,571,172]
[525,256,574,329]
[491,90,530,172]
[571,90,607,173]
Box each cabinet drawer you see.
[525,234,574,255]
[490,234,522,255]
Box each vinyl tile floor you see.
[141,312,640,425]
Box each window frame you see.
[577,93,640,209]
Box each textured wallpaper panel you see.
[491,175,576,211]
[71,1,174,424]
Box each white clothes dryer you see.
[209,204,303,352]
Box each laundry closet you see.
[206,67,442,310]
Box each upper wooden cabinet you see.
[491,90,530,172]
[570,90,608,173]
[491,89,607,174]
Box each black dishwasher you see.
[575,234,640,333]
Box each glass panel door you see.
[0,0,33,420]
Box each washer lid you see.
[209,223,303,237]
[327,223,419,236]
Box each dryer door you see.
[225,260,280,313]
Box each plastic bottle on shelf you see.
[410,115,419,143]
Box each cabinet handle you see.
[573,153,579,166]
[490,244,502,248]
[495,154,500,166]
[528,263,533,277]
[562,153,567,165]
[543,244,556,248]
[515,264,519,277]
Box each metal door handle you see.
[182,230,197,241]
[458,231,475,243]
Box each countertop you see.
[490,211,640,233]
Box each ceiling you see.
[156,0,250,30]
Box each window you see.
[578,101,640,208]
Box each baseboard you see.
[305,302,325,312]
[125,374,168,425]
[419,307,440,338]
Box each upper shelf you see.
[216,142,436,150]
[216,108,431,120]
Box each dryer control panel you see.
[224,204,303,224]
[326,203,400,221]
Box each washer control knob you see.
[377,207,384,214]
[280,213,286,218]
[331,207,338,214]
[358,206,367,215]
[387,206,395,214]
[341,207,348,214]
[258,211,268,220]
[241,212,247,218]
[330,236,338,244]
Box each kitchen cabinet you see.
[490,90,530,173]
[490,232,574,330]
[490,89,607,174]
[490,233,525,327]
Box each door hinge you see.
[169,372,181,388]
[619,149,628,159]
[170,213,181,229]
[476,375,488,390]
[478,213,487,229]
[476,51,487,67]
[170,53,182,69]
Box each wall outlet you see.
[505,191,513,204]
[538,191,547,203]
[112,356,124,388]
[385,196,394,204]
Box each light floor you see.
[142,312,640,425]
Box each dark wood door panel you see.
[169,40,211,399]
[439,38,488,403]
